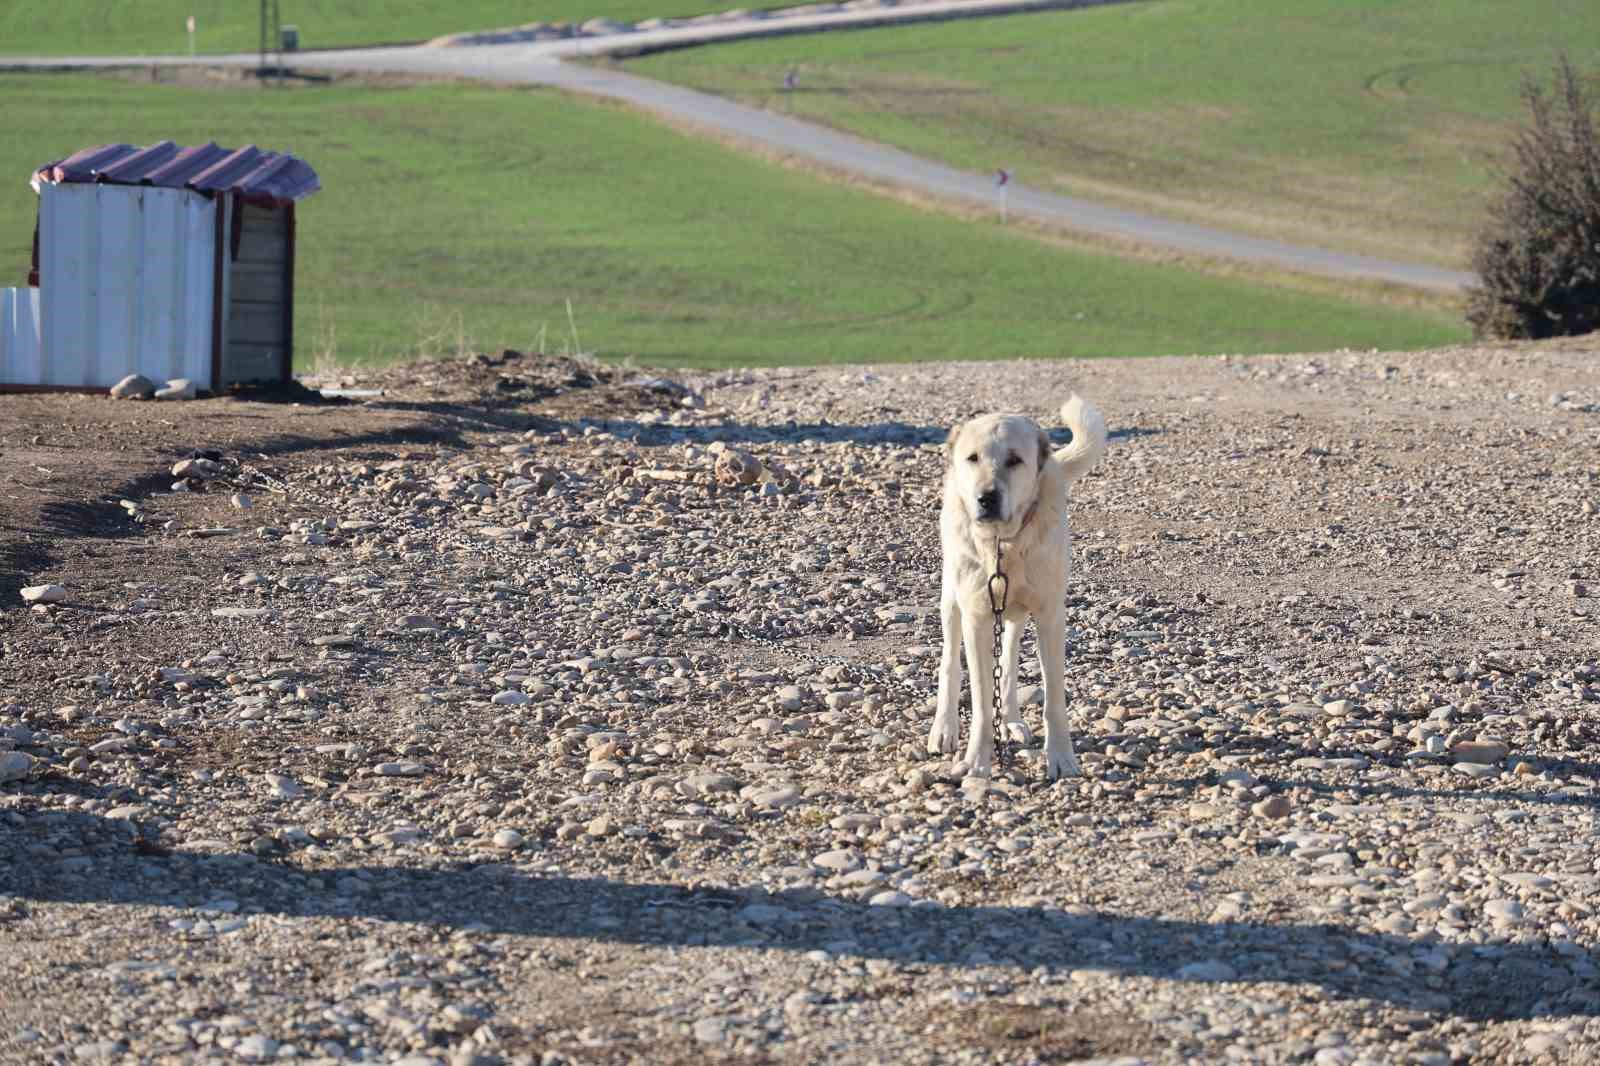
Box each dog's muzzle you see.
[976,489,1003,522]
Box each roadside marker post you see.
[186,15,196,56]
[995,168,1010,224]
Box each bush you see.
[1465,56,1600,341]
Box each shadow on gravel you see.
[246,423,475,459]
[553,418,1158,451]
[344,400,563,438]
[0,469,174,606]
[7,828,1595,1023]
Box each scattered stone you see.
[211,606,273,619]
[373,762,425,777]
[812,849,861,873]
[1450,738,1509,764]
[171,457,223,479]
[1524,1033,1568,1056]
[680,771,740,797]
[259,772,304,800]
[109,373,155,400]
[234,1035,278,1061]
[692,1017,730,1044]
[20,584,65,604]
[1483,898,1528,924]
[154,377,197,401]
[1251,795,1292,820]
[0,751,33,783]
[749,786,801,810]
[1174,960,1237,982]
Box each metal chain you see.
[987,538,1012,772]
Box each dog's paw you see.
[1044,745,1082,780]
[927,715,960,755]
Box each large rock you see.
[1451,738,1510,765]
[0,751,33,783]
[109,373,155,400]
[172,457,224,479]
[20,583,65,604]
[679,771,740,797]
[1252,795,1293,820]
[708,442,764,486]
[155,378,197,401]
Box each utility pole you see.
[258,0,281,82]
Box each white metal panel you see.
[35,183,216,389]
[0,286,42,384]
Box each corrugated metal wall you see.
[29,183,216,388]
[0,286,42,382]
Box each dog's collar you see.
[1002,499,1041,545]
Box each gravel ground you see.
[2,338,1599,1065]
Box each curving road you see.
[1,0,1475,292]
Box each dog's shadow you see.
[5,812,1595,1024]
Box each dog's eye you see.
[1005,453,1023,468]
[965,453,979,464]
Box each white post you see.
[187,15,195,55]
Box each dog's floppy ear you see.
[945,424,962,465]
[1037,425,1051,469]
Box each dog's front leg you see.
[928,596,962,755]
[1039,609,1081,779]
[1000,618,1033,745]
[960,610,997,777]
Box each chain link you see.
[987,540,1012,772]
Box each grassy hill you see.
[628,0,1600,268]
[0,1,719,56]
[0,72,1462,369]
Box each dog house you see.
[0,140,321,393]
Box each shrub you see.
[1465,56,1600,341]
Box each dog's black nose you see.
[976,489,1001,518]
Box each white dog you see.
[928,395,1108,779]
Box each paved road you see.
[1,0,1475,292]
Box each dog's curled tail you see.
[1055,394,1108,484]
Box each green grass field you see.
[0,1,720,56]
[0,72,1462,369]
[629,0,1600,267]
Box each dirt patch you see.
[945,1003,1155,1062]
[0,349,671,605]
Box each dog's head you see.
[944,414,1051,531]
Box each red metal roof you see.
[32,141,320,206]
